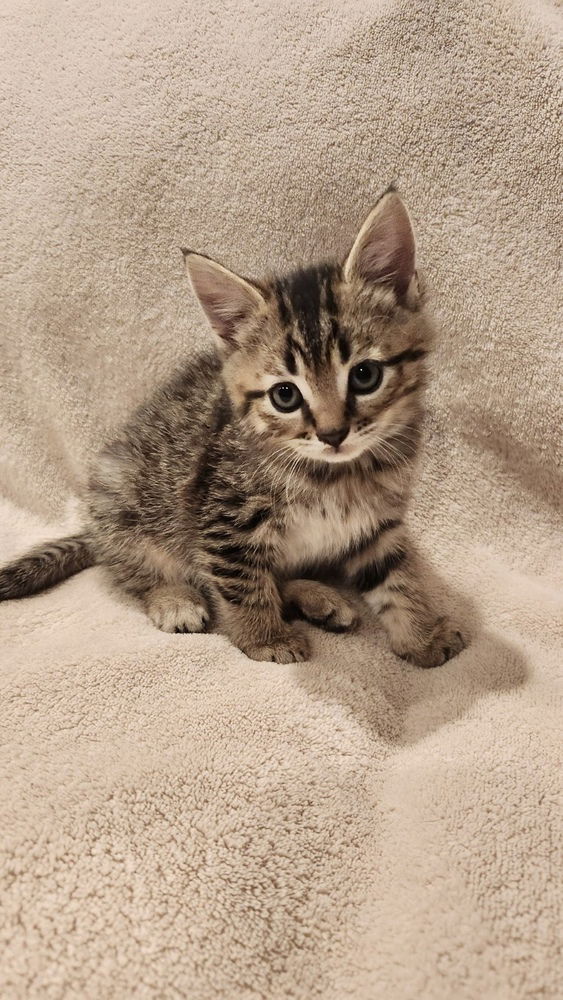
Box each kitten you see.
[0,189,465,667]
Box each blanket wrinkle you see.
[1,0,561,997]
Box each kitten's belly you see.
[279,498,380,573]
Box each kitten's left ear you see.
[344,189,417,300]
[182,250,266,350]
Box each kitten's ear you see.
[183,250,265,349]
[344,189,416,299]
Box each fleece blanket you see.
[0,1,561,997]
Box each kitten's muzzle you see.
[316,425,350,450]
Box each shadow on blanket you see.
[291,559,529,746]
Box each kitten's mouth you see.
[291,439,365,465]
[317,442,362,463]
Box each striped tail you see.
[0,534,95,601]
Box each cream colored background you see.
[1,1,561,997]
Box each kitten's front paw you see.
[240,626,310,664]
[145,585,210,634]
[284,579,359,633]
[395,618,466,668]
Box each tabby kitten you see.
[0,189,465,667]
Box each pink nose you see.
[317,426,350,449]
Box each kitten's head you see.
[183,189,432,468]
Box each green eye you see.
[269,382,303,413]
[348,360,383,395]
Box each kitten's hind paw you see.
[145,584,210,634]
[240,626,310,664]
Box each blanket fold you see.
[1,1,561,997]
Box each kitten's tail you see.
[0,533,95,601]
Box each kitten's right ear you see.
[182,250,265,350]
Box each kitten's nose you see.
[317,426,350,449]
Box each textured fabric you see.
[0,1,561,997]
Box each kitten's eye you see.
[348,360,383,395]
[269,382,303,413]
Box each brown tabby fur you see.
[0,190,465,666]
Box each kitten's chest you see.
[278,488,382,572]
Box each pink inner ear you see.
[363,240,415,295]
[186,255,264,344]
[351,194,416,297]
[198,291,245,342]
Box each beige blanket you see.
[1,1,561,996]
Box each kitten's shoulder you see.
[158,348,222,405]
[89,347,227,495]
[99,347,225,452]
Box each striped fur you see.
[0,535,93,600]
[0,191,465,666]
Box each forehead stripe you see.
[274,264,343,372]
[284,345,297,375]
[324,275,338,316]
[275,284,291,327]
[337,334,350,363]
[286,268,325,367]
[287,334,307,362]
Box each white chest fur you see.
[278,488,384,573]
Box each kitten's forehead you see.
[271,264,348,372]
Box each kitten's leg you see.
[344,521,465,667]
[281,579,359,632]
[143,581,210,634]
[96,540,210,634]
[212,563,310,664]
